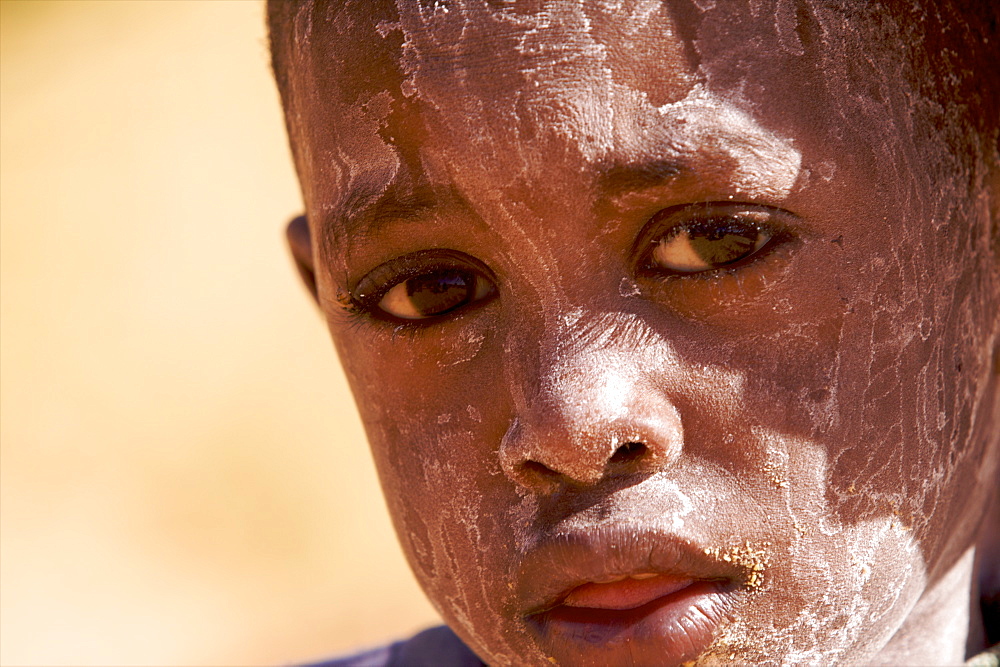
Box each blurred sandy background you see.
[0,1,440,665]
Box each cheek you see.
[670,262,848,464]
[370,424,532,661]
[722,503,927,662]
[814,220,998,567]
[374,425,505,619]
[698,427,928,661]
[333,322,538,658]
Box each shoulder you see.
[297,625,485,667]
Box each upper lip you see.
[515,522,746,615]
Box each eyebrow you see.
[322,155,691,249]
[320,177,439,251]
[597,157,687,198]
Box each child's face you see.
[281,1,999,664]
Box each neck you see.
[873,546,978,665]
[974,489,1000,650]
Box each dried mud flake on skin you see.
[703,541,772,589]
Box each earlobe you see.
[286,214,318,303]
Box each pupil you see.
[688,220,757,266]
[405,270,473,315]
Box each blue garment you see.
[300,625,999,666]
[300,625,484,667]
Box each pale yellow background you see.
[0,1,440,665]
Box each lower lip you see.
[527,580,737,666]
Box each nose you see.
[499,345,684,494]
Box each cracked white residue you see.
[561,307,583,327]
[437,325,487,367]
[279,1,1000,664]
[651,477,695,531]
[818,160,836,181]
[618,277,640,297]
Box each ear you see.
[286,214,318,303]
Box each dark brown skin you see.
[270,1,1000,664]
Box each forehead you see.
[291,0,694,101]
[278,0,911,131]
[278,0,995,155]
[282,1,845,234]
[278,0,995,255]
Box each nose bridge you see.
[500,310,684,491]
[545,345,634,434]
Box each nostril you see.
[609,441,647,465]
[511,441,653,491]
[521,460,559,478]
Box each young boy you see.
[268,1,999,664]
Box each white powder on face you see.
[286,2,999,664]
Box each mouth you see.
[518,526,747,666]
[559,571,706,611]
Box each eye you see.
[652,220,770,273]
[642,205,782,274]
[352,250,497,322]
[378,269,494,320]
